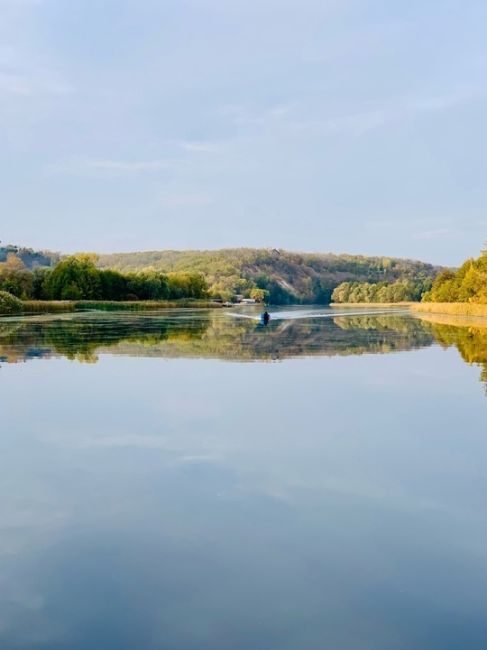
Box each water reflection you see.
[1,308,487,649]
[415,313,487,390]
[3,308,487,388]
[0,309,434,364]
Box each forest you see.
[332,277,433,303]
[423,249,487,303]
[0,253,207,302]
[98,247,440,304]
[0,244,441,307]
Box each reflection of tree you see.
[333,314,430,336]
[422,318,487,390]
[5,310,487,393]
[0,311,435,364]
[0,314,210,363]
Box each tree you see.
[250,288,269,303]
[43,255,102,300]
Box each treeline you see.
[423,250,487,303]
[0,254,207,301]
[1,244,442,305]
[98,248,440,304]
[332,277,433,303]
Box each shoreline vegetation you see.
[5,244,487,320]
[1,245,440,307]
[330,302,413,308]
[422,248,487,304]
[0,298,222,317]
[412,303,487,318]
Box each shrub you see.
[0,290,23,314]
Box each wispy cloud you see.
[46,158,182,176]
[218,103,293,128]
[0,71,31,95]
[0,69,72,97]
[218,88,476,139]
[290,89,475,137]
[0,0,43,4]
[413,228,457,241]
[86,159,178,172]
[178,140,221,153]
[161,193,213,207]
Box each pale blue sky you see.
[1,0,486,264]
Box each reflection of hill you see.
[0,311,435,364]
[105,314,434,362]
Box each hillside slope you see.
[0,245,59,269]
[98,248,440,304]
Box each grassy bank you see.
[1,299,223,316]
[412,303,487,318]
[74,299,221,311]
[330,302,414,308]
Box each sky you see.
[1,0,486,265]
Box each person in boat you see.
[261,310,270,325]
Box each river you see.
[1,306,486,649]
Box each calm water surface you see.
[1,307,486,649]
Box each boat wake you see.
[225,308,409,322]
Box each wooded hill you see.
[0,245,59,269]
[98,248,441,304]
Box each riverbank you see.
[330,302,414,308]
[1,299,223,316]
[412,303,487,318]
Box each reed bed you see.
[74,300,221,311]
[21,301,76,314]
[412,303,487,318]
[330,302,414,308]
[0,298,223,316]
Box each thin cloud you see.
[219,88,477,139]
[0,70,72,97]
[161,193,213,207]
[179,140,221,153]
[46,158,182,176]
[290,91,474,137]
[413,229,457,241]
[218,102,294,128]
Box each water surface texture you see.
[1,307,486,650]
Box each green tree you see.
[43,255,102,300]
